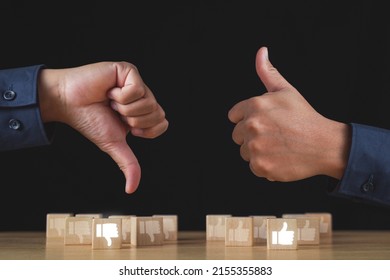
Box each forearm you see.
[0,65,53,151]
[330,123,390,206]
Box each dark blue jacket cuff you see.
[0,64,53,151]
[331,123,390,207]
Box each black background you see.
[1,1,390,231]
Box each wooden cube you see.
[64,216,93,245]
[251,215,276,244]
[46,213,73,239]
[108,215,135,244]
[153,215,178,241]
[305,212,332,237]
[92,218,122,249]
[296,217,320,245]
[267,218,298,250]
[206,215,231,241]
[130,217,164,246]
[225,217,253,246]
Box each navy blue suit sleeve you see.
[331,123,390,207]
[0,65,54,151]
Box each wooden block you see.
[64,217,93,245]
[130,217,164,246]
[206,214,231,241]
[108,215,135,244]
[46,213,73,239]
[296,217,320,245]
[153,215,178,241]
[251,215,276,244]
[225,217,253,246]
[75,213,103,219]
[267,218,298,250]
[92,218,122,249]
[305,212,332,237]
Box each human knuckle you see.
[244,119,258,132]
[127,118,138,127]
[247,138,262,153]
[250,96,267,109]
[252,159,274,177]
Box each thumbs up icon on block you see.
[296,217,320,245]
[251,215,276,244]
[272,222,294,245]
[267,218,298,250]
[305,212,332,237]
[225,217,253,247]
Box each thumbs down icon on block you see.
[96,223,119,247]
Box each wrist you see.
[320,120,351,179]
[38,69,63,123]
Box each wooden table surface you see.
[0,230,389,260]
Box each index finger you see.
[109,68,149,104]
[228,99,247,124]
[123,65,145,88]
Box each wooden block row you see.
[206,212,332,250]
[46,213,178,249]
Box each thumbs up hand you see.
[38,62,168,194]
[228,47,350,181]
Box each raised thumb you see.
[280,221,288,232]
[105,140,141,194]
[255,47,292,93]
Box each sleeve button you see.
[8,119,22,130]
[360,175,375,193]
[3,90,16,101]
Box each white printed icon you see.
[208,217,225,238]
[319,216,329,233]
[271,222,294,245]
[68,220,91,243]
[228,220,250,242]
[139,220,161,242]
[162,218,176,239]
[49,217,66,236]
[96,223,119,247]
[298,220,316,241]
[254,219,268,239]
[121,219,131,241]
